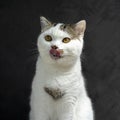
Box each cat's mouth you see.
[49,49,63,60]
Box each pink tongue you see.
[49,49,61,58]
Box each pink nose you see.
[51,45,58,49]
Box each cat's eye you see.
[45,35,52,42]
[62,37,71,43]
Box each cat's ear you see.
[40,16,52,32]
[72,20,86,37]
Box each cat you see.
[29,16,94,120]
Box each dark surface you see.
[0,0,120,120]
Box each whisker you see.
[25,46,39,64]
[31,41,37,46]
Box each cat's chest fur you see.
[34,58,83,99]
[43,72,81,100]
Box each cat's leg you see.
[76,97,94,120]
[29,110,47,120]
[76,109,94,120]
[57,99,77,120]
[29,91,53,120]
[29,106,50,120]
[58,107,74,120]
[57,97,94,120]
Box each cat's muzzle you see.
[49,48,63,60]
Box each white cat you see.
[29,16,94,120]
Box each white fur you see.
[29,24,94,120]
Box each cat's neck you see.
[36,56,82,75]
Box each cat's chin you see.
[50,54,63,60]
[49,54,77,68]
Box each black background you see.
[0,0,120,120]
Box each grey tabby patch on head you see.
[60,24,78,39]
[44,87,65,100]
[40,16,86,39]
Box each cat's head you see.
[37,16,86,67]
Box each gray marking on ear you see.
[72,20,86,37]
[40,16,52,32]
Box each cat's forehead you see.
[45,23,76,38]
